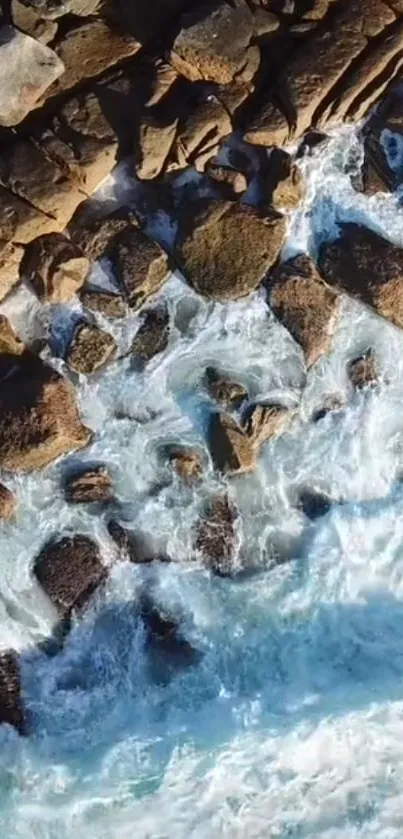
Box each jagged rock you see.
[21,233,90,303]
[0,26,64,126]
[208,411,257,475]
[348,350,378,390]
[66,323,117,376]
[0,484,17,520]
[268,254,340,366]
[359,90,403,195]
[264,149,305,211]
[311,394,346,422]
[175,200,286,301]
[65,466,113,504]
[17,0,100,17]
[69,210,135,261]
[131,306,170,369]
[11,0,58,42]
[0,651,25,734]
[244,0,399,147]
[114,228,169,309]
[0,357,92,471]
[297,488,332,520]
[34,535,105,617]
[0,241,24,301]
[205,367,248,409]
[135,114,178,180]
[205,162,248,197]
[167,95,232,173]
[140,596,200,678]
[0,140,86,230]
[107,520,168,564]
[169,448,204,484]
[47,20,140,100]
[171,0,260,85]
[318,223,403,329]
[80,289,127,319]
[195,493,239,575]
[242,403,292,445]
[0,185,61,249]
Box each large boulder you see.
[114,228,169,309]
[0,651,25,734]
[34,535,106,617]
[66,323,117,376]
[170,0,259,85]
[175,200,286,301]
[318,223,403,330]
[268,254,340,366]
[194,493,239,575]
[208,411,257,475]
[0,25,64,126]
[0,357,92,471]
[21,233,90,303]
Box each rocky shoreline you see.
[1,0,403,733]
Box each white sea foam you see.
[1,126,403,837]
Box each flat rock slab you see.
[0,357,92,471]
[34,535,105,617]
[175,200,286,301]
[268,254,340,366]
[0,651,25,733]
[318,223,403,330]
[0,25,64,126]
[66,323,117,376]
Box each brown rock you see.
[66,323,117,376]
[168,96,232,173]
[47,20,140,99]
[0,185,61,246]
[0,358,92,471]
[20,0,101,18]
[107,520,168,564]
[269,254,340,366]
[21,233,90,303]
[205,162,248,197]
[80,289,127,319]
[0,140,86,229]
[65,466,113,504]
[34,535,105,617]
[135,114,178,180]
[244,0,397,147]
[131,305,170,368]
[208,411,257,475]
[266,150,305,211]
[169,448,204,484]
[69,210,135,261]
[318,223,403,329]
[195,493,239,575]
[11,0,58,42]
[114,228,169,309]
[0,242,24,301]
[0,651,25,734]
[205,366,248,409]
[359,91,403,196]
[242,403,292,445]
[0,484,17,520]
[171,0,259,86]
[0,315,26,376]
[348,350,378,390]
[175,199,286,301]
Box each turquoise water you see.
[1,127,403,837]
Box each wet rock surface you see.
[66,323,117,376]
[131,305,170,369]
[195,493,239,576]
[242,403,293,446]
[208,411,257,475]
[168,448,204,484]
[0,651,25,733]
[0,484,17,520]
[205,367,248,409]
[34,535,105,617]
[64,466,113,504]
[348,350,378,390]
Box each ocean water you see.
[1,125,403,838]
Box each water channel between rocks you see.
[1,125,403,837]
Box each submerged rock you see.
[34,535,106,617]
[268,254,340,367]
[0,651,25,734]
[311,394,346,423]
[131,305,170,369]
[107,520,169,564]
[195,493,239,575]
[297,488,333,520]
[175,199,286,301]
[0,357,92,471]
[205,367,248,410]
[318,224,403,329]
[169,448,204,485]
[21,233,90,303]
[208,411,257,476]
[348,350,378,390]
[140,596,200,680]
[0,484,17,520]
[65,466,113,504]
[66,323,117,376]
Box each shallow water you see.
[1,126,403,838]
